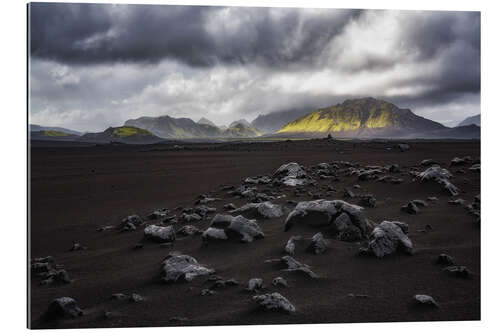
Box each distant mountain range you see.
[458,114,480,127]
[30,124,82,136]
[251,107,316,134]
[30,97,480,143]
[124,115,260,139]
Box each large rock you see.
[253,292,296,313]
[45,297,83,319]
[230,201,283,219]
[144,225,176,242]
[362,221,413,258]
[161,253,214,283]
[273,162,307,186]
[417,166,459,196]
[284,199,371,241]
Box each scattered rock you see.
[273,162,307,186]
[360,221,413,258]
[420,159,437,166]
[450,157,468,166]
[469,164,480,172]
[343,188,356,199]
[120,215,144,231]
[247,278,264,292]
[253,292,296,313]
[147,208,169,220]
[131,293,144,302]
[161,253,215,283]
[401,201,419,214]
[414,294,439,308]
[396,143,410,152]
[201,288,216,296]
[443,265,472,279]
[223,203,236,211]
[69,242,87,251]
[230,201,283,219]
[182,213,202,222]
[359,194,376,208]
[417,166,459,196]
[272,277,288,287]
[177,225,201,236]
[201,227,228,241]
[280,255,318,278]
[45,297,83,319]
[448,199,466,205]
[436,254,455,266]
[284,235,302,255]
[307,232,328,254]
[144,225,176,242]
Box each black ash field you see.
[29,138,480,328]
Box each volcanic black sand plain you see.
[29,138,480,328]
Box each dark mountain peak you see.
[198,117,216,127]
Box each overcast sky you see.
[29,3,480,132]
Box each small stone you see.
[247,278,264,292]
[414,294,439,308]
[436,254,455,266]
[272,277,288,287]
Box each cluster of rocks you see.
[435,253,472,279]
[31,256,71,285]
[284,199,372,242]
[202,214,265,243]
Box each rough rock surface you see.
[161,253,214,283]
[280,255,318,278]
[284,235,302,255]
[414,294,439,308]
[230,201,283,219]
[285,199,370,241]
[253,292,296,313]
[362,221,413,258]
[273,162,307,186]
[417,166,459,196]
[308,232,328,254]
[201,227,228,241]
[46,297,83,319]
[247,278,264,292]
[144,225,176,242]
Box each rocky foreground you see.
[29,139,480,328]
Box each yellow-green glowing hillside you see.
[276,97,445,137]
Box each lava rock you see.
[361,221,413,258]
[144,225,176,242]
[161,253,215,283]
[253,292,296,313]
[45,297,83,319]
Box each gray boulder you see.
[205,215,264,243]
[362,221,413,258]
[177,225,201,236]
[144,225,176,242]
[46,297,83,319]
[273,162,307,186]
[253,292,296,313]
[417,166,459,196]
[285,199,370,241]
[120,215,143,231]
[161,253,214,283]
[182,213,202,222]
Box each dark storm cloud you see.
[29,3,361,67]
[28,5,481,131]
